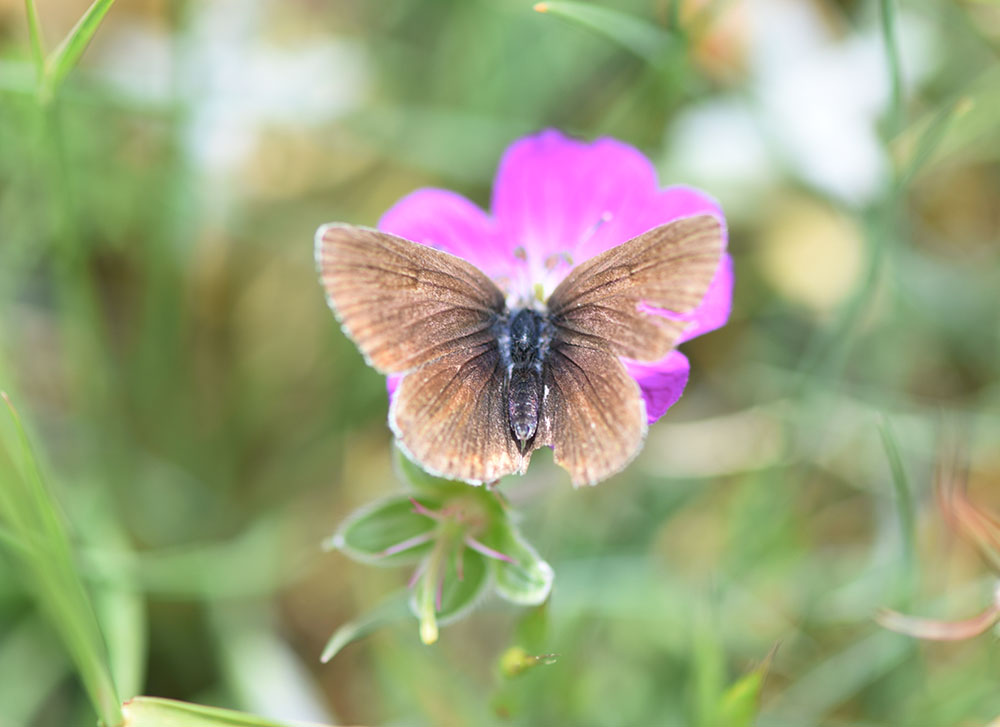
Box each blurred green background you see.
[1,0,1000,725]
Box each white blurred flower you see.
[181,0,368,178]
[666,0,935,208]
[93,0,369,185]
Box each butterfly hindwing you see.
[535,341,647,487]
[547,215,723,362]
[391,345,526,484]
[316,224,506,374]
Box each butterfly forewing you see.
[535,343,646,487]
[316,224,506,374]
[391,345,526,484]
[547,215,723,362]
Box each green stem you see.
[879,0,904,144]
[418,540,446,645]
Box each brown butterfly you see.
[315,215,722,486]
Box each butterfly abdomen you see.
[502,308,549,448]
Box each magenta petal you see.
[386,374,401,404]
[678,253,733,344]
[641,184,727,236]
[626,351,691,425]
[631,185,731,343]
[492,130,661,269]
[377,188,506,277]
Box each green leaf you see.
[330,495,438,565]
[320,592,411,663]
[121,696,333,726]
[438,547,489,623]
[0,394,122,726]
[533,1,676,63]
[38,0,116,103]
[488,523,553,606]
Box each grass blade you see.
[878,415,917,582]
[321,592,410,663]
[714,651,774,727]
[879,0,904,141]
[895,96,971,189]
[38,0,116,102]
[0,393,122,726]
[23,0,45,79]
[121,697,335,727]
[533,1,675,63]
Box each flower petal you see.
[626,351,691,424]
[491,130,662,293]
[386,374,401,401]
[377,188,505,277]
[643,184,727,234]
[678,252,734,344]
[630,185,732,344]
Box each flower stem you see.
[417,538,448,645]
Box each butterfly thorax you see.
[498,308,551,450]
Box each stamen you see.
[408,560,427,588]
[464,535,516,563]
[435,572,445,612]
[578,210,614,246]
[543,251,574,272]
[513,246,527,260]
[377,531,434,558]
[410,497,445,521]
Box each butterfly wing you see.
[546,215,724,362]
[535,343,646,487]
[316,224,523,483]
[537,215,724,485]
[391,345,525,484]
[316,223,507,374]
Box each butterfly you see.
[315,215,723,486]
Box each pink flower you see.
[379,129,732,424]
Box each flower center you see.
[502,210,614,305]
